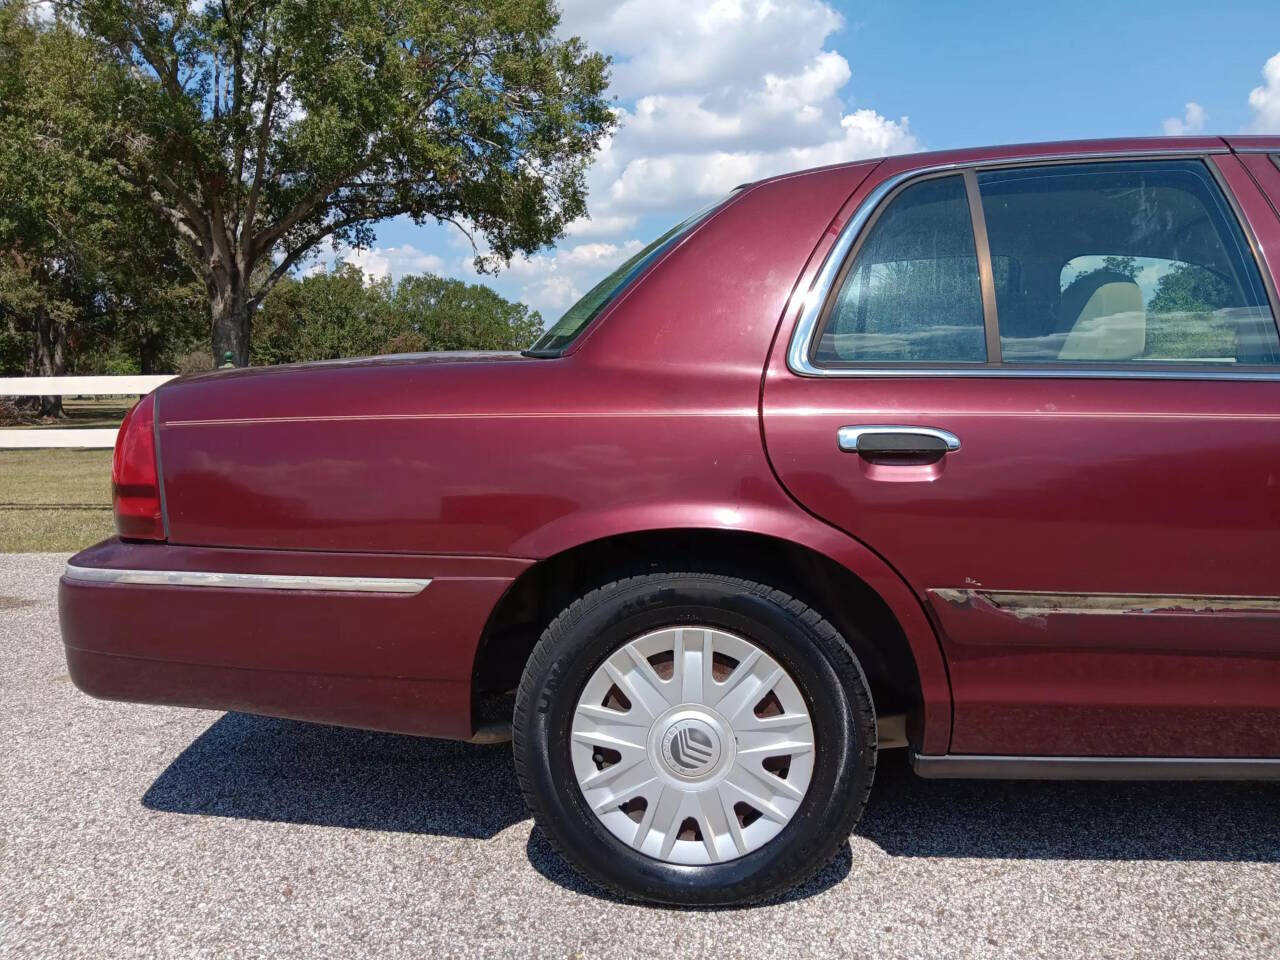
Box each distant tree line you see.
[253,265,543,366]
[0,0,613,414]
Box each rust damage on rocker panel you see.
[929,589,1280,622]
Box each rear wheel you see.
[512,571,877,905]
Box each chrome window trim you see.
[1205,155,1280,331]
[63,563,431,594]
[786,365,1280,382]
[785,147,1280,381]
[787,167,915,376]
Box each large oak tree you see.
[1,4,199,412]
[65,0,614,365]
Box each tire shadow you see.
[524,828,855,907]
[143,714,1280,903]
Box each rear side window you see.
[813,175,986,364]
[978,161,1280,365]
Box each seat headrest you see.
[1058,271,1146,361]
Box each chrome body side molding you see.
[63,563,431,595]
[912,754,1280,780]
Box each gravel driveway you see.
[3,552,1279,959]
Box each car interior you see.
[978,160,1280,365]
[817,159,1280,366]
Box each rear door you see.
[763,151,1280,758]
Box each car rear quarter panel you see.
[95,160,960,749]
[154,164,876,559]
[61,539,528,738]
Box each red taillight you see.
[112,393,165,541]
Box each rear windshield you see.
[524,194,736,356]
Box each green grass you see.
[0,449,115,552]
[7,397,134,429]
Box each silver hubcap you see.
[570,626,816,866]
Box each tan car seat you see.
[1058,271,1146,361]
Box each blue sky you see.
[840,0,1280,145]
[318,0,1280,324]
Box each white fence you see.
[0,375,174,449]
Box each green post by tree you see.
[62,0,615,366]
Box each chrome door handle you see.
[837,425,961,455]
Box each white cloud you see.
[383,0,920,320]
[599,108,919,214]
[564,214,639,238]
[556,0,917,224]
[524,275,581,312]
[560,0,845,100]
[1248,52,1280,133]
[1161,101,1207,136]
[327,244,446,284]
[461,239,645,316]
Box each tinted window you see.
[814,175,986,364]
[978,161,1279,364]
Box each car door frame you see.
[789,147,1280,383]
[762,142,1280,777]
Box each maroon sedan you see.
[61,136,1280,905]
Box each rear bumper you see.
[58,539,527,739]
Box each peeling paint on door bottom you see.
[928,588,1280,621]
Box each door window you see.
[813,175,986,364]
[977,161,1280,365]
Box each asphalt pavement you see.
[3,552,1279,959]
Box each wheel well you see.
[472,528,923,729]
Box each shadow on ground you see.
[522,828,855,906]
[862,756,1280,863]
[143,712,525,839]
[144,712,1280,895]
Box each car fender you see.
[509,499,952,754]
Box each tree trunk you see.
[139,330,159,375]
[211,279,252,367]
[33,306,66,418]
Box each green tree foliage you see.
[1,4,116,412]
[252,263,542,365]
[1100,255,1140,281]
[0,4,203,411]
[1148,262,1232,316]
[389,272,542,352]
[63,0,615,365]
[1144,261,1236,360]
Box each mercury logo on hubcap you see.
[572,626,816,865]
[660,717,720,778]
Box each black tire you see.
[512,571,877,906]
